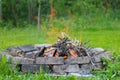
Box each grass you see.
[0,16,120,80]
[0,27,120,56]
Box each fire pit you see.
[0,36,111,76]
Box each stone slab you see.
[53,64,80,74]
[53,65,65,74]
[65,57,90,64]
[21,64,40,73]
[11,57,34,64]
[94,51,111,62]
[21,64,50,73]
[36,57,64,64]
[93,62,103,69]
[64,64,80,73]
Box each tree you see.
[38,1,41,34]
[28,0,37,24]
[0,0,2,20]
[106,0,108,16]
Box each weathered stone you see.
[53,64,80,74]
[18,45,35,52]
[6,47,23,57]
[64,64,80,73]
[79,62,102,75]
[79,64,91,75]
[79,62,103,73]
[11,57,34,64]
[36,57,64,64]
[93,62,103,69]
[65,57,90,64]
[94,51,111,62]
[21,64,49,73]
[53,65,65,74]
[24,51,39,59]
[21,64,40,73]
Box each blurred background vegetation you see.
[0,0,119,28]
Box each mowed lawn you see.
[0,27,120,57]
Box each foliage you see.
[0,0,120,27]
[0,54,12,75]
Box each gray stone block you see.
[36,57,64,64]
[65,57,90,64]
[94,51,111,62]
[53,64,80,74]
[11,57,34,64]
[21,64,40,73]
[64,64,80,73]
[53,65,65,74]
[21,64,49,73]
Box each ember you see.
[0,34,111,76]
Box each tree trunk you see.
[0,0,2,20]
[28,0,36,24]
[11,0,18,26]
[38,3,41,34]
[46,0,49,15]
[28,0,32,24]
[106,0,108,16]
